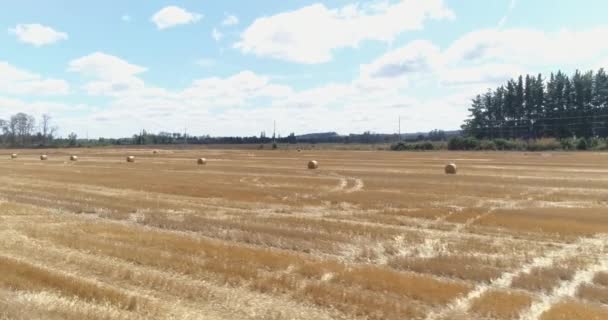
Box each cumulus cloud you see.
[360,40,442,79]
[151,6,202,30]
[68,52,150,96]
[71,67,299,137]
[440,63,526,86]
[359,39,518,88]
[9,24,68,46]
[0,62,69,95]
[60,25,608,138]
[443,27,608,67]
[181,71,293,106]
[68,52,147,79]
[0,96,84,117]
[235,0,454,63]
[68,52,291,108]
[362,26,608,89]
[222,14,239,26]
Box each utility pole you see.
[273,120,276,143]
[398,116,402,141]
[184,126,187,145]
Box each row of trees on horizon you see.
[0,112,453,148]
[462,68,608,139]
[0,113,78,147]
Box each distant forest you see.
[462,68,608,139]
[0,112,457,148]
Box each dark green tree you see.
[463,68,608,139]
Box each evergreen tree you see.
[463,68,608,139]
[514,76,524,137]
[524,75,534,137]
[493,86,506,138]
[462,95,486,138]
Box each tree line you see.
[129,130,455,146]
[0,114,449,148]
[462,68,608,139]
[0,113,79,147]
[128,130,404,145]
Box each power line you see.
[398,116,401,141]
[475,113,608,124]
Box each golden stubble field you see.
[1,147,608,320]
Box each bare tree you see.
[68,132,78,146]
[40,114,57,146]
[10,113,36,146]
[0,119,7,145]
[41,114,50,145]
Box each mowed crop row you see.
[1,149,608,319]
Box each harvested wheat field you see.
[1,148,608,320]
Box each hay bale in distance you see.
[70,155,78,161]
[40,155,48,161]
[445,163,457,174]
[126,156,135,163]
[197,158,207,165]
[153,150,159,154]
[10,153,17,159]
[308,160,319,169]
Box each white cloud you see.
[68,52,150,96]
[212,28,223,42]
[235,0,454,63]
[222,14,239,26]
[443,27,608,67]
[0,96,84,118]
[65,44,463,137]
[9,24,68,46]
[0,62,69,96]
[122,15,132,22]
[68,52,146,80]
[358,37,520,88]
[73,68,298,137]
[181,71,293,106]
[360,26,608,91]
[360,40,442,79]
[440,63,525,87]
[151,6,202,30]
[58,25,608,138]
[68,52,290,109]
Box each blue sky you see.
[1,0,608,138]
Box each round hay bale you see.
[126,156,135,163]
[197,158,207,165]
[445,163,457,174]
[307,160,319,169]
[153,150,159,154]
[297,149,302,152]
[70,155,78,161]
[40,155,48,161]
[10,153,17,159]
